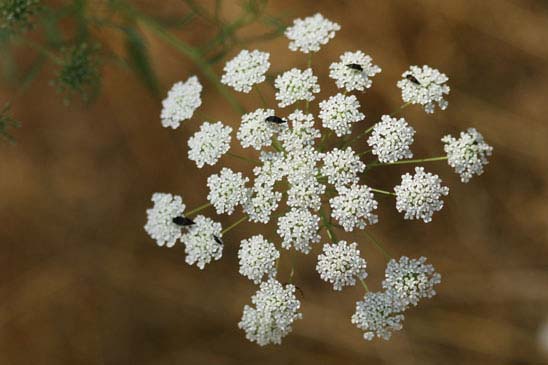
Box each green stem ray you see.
[115,1,245,114]
[226,152,260,164]
[186,202,211,216]
[369,156,448,168]
[221,215,248,235]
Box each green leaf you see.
[124,26,160,98]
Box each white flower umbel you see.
[244,182,282,224]
[181,215,223,269]
[238,235,280,284]
[277,208,321,254]
[253,151,287,187]
[285,13,340,54]
[397,65,450,114]
[237,108,286,150]
[330,184,378,231]
[319,93,365,137]
[144,192,186,247]
[160,76,202,129]
[279,109,321,151]
[394,167,449,223]
[238,279,303,346]
[351,292,406,341]
[275,68,320,108]
[285,145,324,184]
[367,115,415,163]
[321,147,365,188]
[207,168,249,215]
[287,177,325,211]
[188,121,232,168]
[382,256,441,308]
[329,51,381,92]
[442,128,493,183]
[221,49,270,93]
[316,241,367,291]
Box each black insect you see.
[213,235,223,245]
[405,74,421,85]
[172,216,195,226]
[265,115,287,124]
[346,63,364,72]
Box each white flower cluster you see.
[144,193,186,247]
[181,215,223,269]
[330,184,378,231]
[277,208,321,254]
[285,13,340,53]
[316,241,367,290]
[238,235,279,284]
[238,279,303,346]
[207,168,249,215]
[319,93,365,137]
[394,167,450,223]
[243,181,282,223]
[329,51,382,92]
[274,68,320,107]
[160,76,202,129]
[187,121,232,168]
[442,128,493,183]
[144,12,493,346]
[367,115,415,163]
[321,147,365,188]
[352,256,441,340]
[382,256,442,307]
[397,65,450,114]
[238,108,286,150]
[221,49,270,93]
[351,291,405,341]
[279,110,321,150]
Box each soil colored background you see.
[1,1,547,364]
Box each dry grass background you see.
[1,0,548,364]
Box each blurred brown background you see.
[1,0,548,364]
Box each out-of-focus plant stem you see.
[113,1,245,114]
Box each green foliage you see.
[0,0,41,35]
[0,102,20,142]
[123,26,160,98]
[0,0,288,140]
[53,42,101,104]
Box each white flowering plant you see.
[144,13,493,345]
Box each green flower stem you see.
[361,229,392,261]
[358,149,371,157]
[18,37,62,65]
[390,101,412,116]
[359,277,369,292]
[271,136,284,152]
[319,130,332,152]
[196,111,215,121]
[342,124,375,148]
[319,209,337,242]
[370,188,396,196]
[341,102,412,149]
[331,224,392,261]
[226,152,260,164]
[369,156,448,168]
[186,202,211,216]
[221,215,248,235]
[119,2,245,114]
[288,253,295,283]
